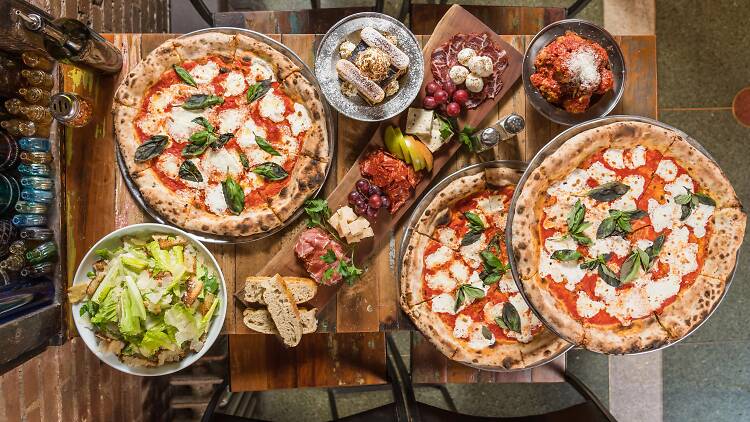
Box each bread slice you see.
[261,274,302,347]
[244,276,317,304]
[243,307,318,335]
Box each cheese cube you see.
[339,206,357,222]
[425,116,453,153]
[405,108,433,140]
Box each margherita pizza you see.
[511,121,746,354]
[113,32,329,236]
[400,167,570,369]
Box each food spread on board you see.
[510,121,746,353]
[400,167,569,368]
[113,32,330,237]
[68,233,222,367]
[529,31,614,113]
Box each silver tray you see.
[116,27,336,244]
[399,160,573,371]
[315,12,424,122]
[505,115,742,355]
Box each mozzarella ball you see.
[468,56,493,78]
[457,48,476,66]
[449,65,469,85]
[465,73,484,93]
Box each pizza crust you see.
[265,156,327,222]
[133,169,197,229]
[114,39,183,107]
[484,167,523,188]
[510,167,547,280]
[113,104,151,176]
[520,274,585,344]
[414,172,486,240]
[282,72,329,160]
[298,124,329,161]
[582,316,671,354]
[404,302,460,360]
[657,275,725,340]
[607,121,678,153]
[173,32,237,63]
[701,207,746,282]
[399,231,431,309]
[235,34,300,80]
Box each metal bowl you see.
[505,115,742,355]
[522,19,626,126]
[315,12,424,122]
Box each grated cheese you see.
[565,48,601,91]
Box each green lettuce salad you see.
[70,233,221,367]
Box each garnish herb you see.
[134,135,169,162]
[86,270,96,278]
[597,209,647,239]
[551,249,582,262]
[619,249,645,284]
[460,211,485,246]
[479,250,510,285]
[337,256,364,286]
[587,181,630,202]
[457,124,480,152]
[178,160,203,182]
[565,200,592,245]
[674,188,716,220]
[495,302,521,333]
[238,152,250,169]
[246,79,272,104]
[304,199,331,229]
[454,284,486,312]
[579,254,620,287]
[434,114,454,141]
[221,175,245,214]
[255,135,281,156]
[252,162,289,181]
[79,300,99,318]
[321,249,337,264]
[643,234,665,270]
[481,326,493,340]
[322,267,334,282]
[192,116,213,131]
[173,65,197,87]
[213,133,234,150]
[183,117,233,156]
[181,94,224,110]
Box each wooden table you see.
[62,32,656,391]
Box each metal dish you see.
[505,115,742,355]
[522,19,626,126]
[400,160,573,371]
[116,27,335,244]
[315,12,424,122]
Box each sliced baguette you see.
[244,276,317,304]
[261,274,303,347]
[243,308,318,335]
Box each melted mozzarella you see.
[431,293,456,314]
[684,203,714,238]
[611,174,644,210]
[541,235,586,291]
[544,235,576,253]
[156,154,180,179]
[607,286,652,325]
[435,227,459,250]
[636,239,653,251]
[458,232,487,269]
[236,119,267,149]
[661,227,698,276]
[137,114,166,136]
[222,71,247,97]
[594,279,617,302]
[218,108,245,134]
[467,323,495,350]
[259,90,286,122]
[449,261,470,283]
[468,272,489,296]
[542,194,580,230]
[167,107,204,141]
[645,274,681,308]
[505,293,538,343]
[589,235,631,258]
[655,159,678,182]
[425,245,452,269]
[576,291,605,318]
[664,174,694,198]
[476,195,504,215]
[587,161,616,184]
[201,148,243,179]
[426,270,455,292]
[482,302,504,325]
[204,184,228,215]
[547,169,590,196]
[190,61,220,84]
[648,198,682,232]
[626,146,647,169]
[148,84,199,114]
[495,273,518,294]
[603,149,625,169]
[247,56,275,82]
[453,315,472,339]
[287,103,312,136]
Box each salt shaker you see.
[477,113,525,152]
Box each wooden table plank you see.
[410,5,566,35]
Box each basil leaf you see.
[213,133,234,150]
[501,302,521,333]
[134,135,169,162]
[462,285,486,301]
[597,217,617,239]
[694,192,716,206]
[551,249,582,261]
[178,160,203,182]
[619,252,641,284]
[680,203,692,220]
[674,193,692,205]
[221,175,245,214]
[481,326,493,340]
[188,130,215,145]
[251,162,289,181]
[638,248,650,270]
[567,200,585,232]
[480,250,503,269]
[173,65,197,87]
[616,217,632,233]
[321,249,337,264]
[571,233,592,246]
[650,234,665,257]
[464,212,485,232]
[255,135,281,156]
[246,79,272,103]
[238,152,250,169]
[454,288,465,312]
[181,94,224,110]
[598,263,621,287]
[460,230,482,246]
[587,181,630,202]
[627,209,648,220]
[482,272,501,285]
[191,116,213,131]
[580,258,600,270]
[181,142,211,157]
[495,316,509,330]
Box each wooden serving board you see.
[246,4,523,331]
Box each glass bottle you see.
[477,113,525,153]
[9,240,29,256]
[0,130,20,170]
[20,70,54,90]
[15,201,48,214]
[20,177,53,191]
[25,241,57,264]
[20,227,53,241]
[1,254,25,271]
[12,214,48,227]
[20,189,54,204]
[0,53,21,97]
[0,174,20,215]
[20,105,53,124]
[15,11,123,75]
[18,164,50,177]
[18,138,50,152]
[50,93,93,127]
[21,52,54,72]
[0,219,16,257]
[0,120,36,137]
[21,262,54,278]
[5,98,29,116]
[18,87,51,105]
[20,152,52,165]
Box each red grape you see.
[368,185,383,196]
[438,103,447,114]
[453,89,469,105]
[446,102,461,117]
[348,191,364,205]
[356,179,370,195]
[368,194,383,209]
[355,204,368,216]
[423,96,437,110]
[426,81,441,95]
[380,195,391,209]
[366,206,379,219]
[442,80,456,96]
[434,90,449,104]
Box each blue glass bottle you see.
[17,163,50,177]
[20,176,53,191]
[20,188,54,203]
[12,213,47,227]
[15,200,47,214]
[17,137,50,152]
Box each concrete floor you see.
[169,1,750,421]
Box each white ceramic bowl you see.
[71,223,227,376]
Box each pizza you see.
[400,167,570,369]
[113,32,330,236]
[511,121,746,354]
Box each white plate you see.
[71,223,227,376]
